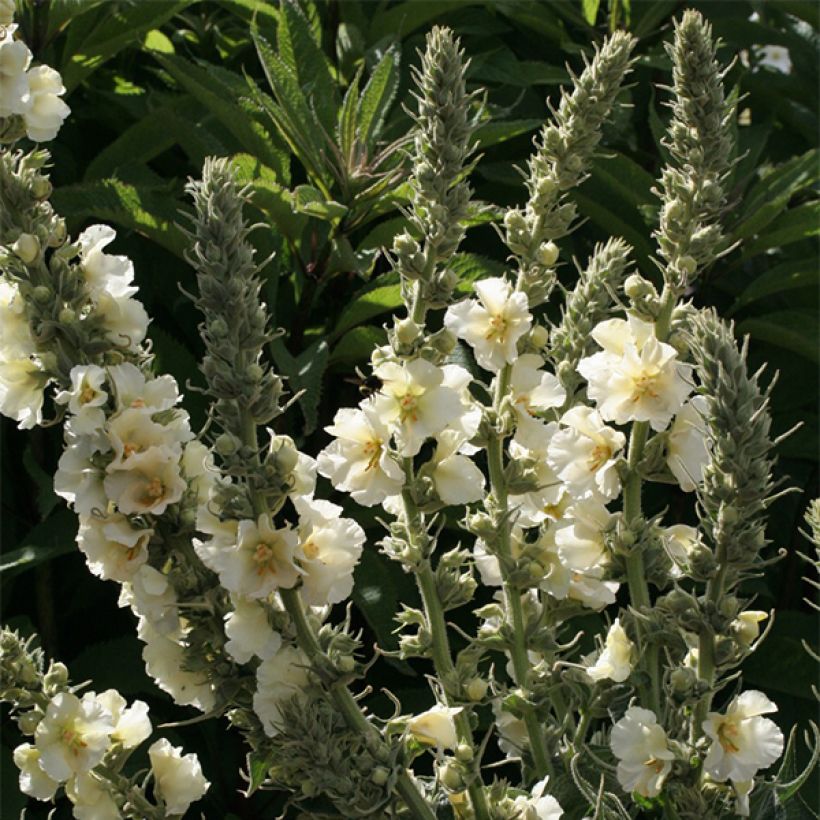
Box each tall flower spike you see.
[687,309,776,586]
[505,30,636,306]
[549,236,633,394]
[655,10,735,292]
[392,26,479,314]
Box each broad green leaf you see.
[217,0,278,26]
[741,201,820,258]
[582,0,601,25]
[52,178,188,258]
[332,274,401,338]
[357,46,400,149]
[469,48,567,87]
[277,0,339,132]
[245,751,274,797]
[154,53,288,181]
[330,326,387,366]
[293,185,349,223]
[143,29,173,53]
[473,118,542,149]
[731,261,819,312]
[368,0,466,40]
[62,1,192,91]
[337,68,362,161]
[738,311,819,363]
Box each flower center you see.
[302,540,320,560]
[79,385,97,405]
[588,443,612,472]
[253,541,283,576]
[718,720,740,754]
[398,393,419,423]
[362,438,383,471]
[643,756,666,774]
[143,477,165,501]
[485,313,508,342]
[61,726,88,756]
[630,373,660,403]
[123,441,140,458]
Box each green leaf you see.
[469,48,567,87]
[52,178,188,258]
[293,185,349,223]
[337,67,362,161]
[332,274,401,338]
[62,1,192,91]
[270,338,329,435]
[473,118,542,149]
[731,260,819,312]
[0,507,77,580]
[738,311,819,364]
[582,0,601,25]
[154,53,288,181]
[277,0,339,132]
[357,46,400,150]
[741,201,820,258]
[330,326,387,366]
[368,0,466,40]
[245,751,274,797]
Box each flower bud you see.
[394,318,422,347]
[371,766,390,786]
[58,307,76,325]
[43,661,69,691]
[32,285,51,305]
[465,677,488,702]
[670,666,697,695]
[17,710,41,736]
[214,432,239,456]
[678,255,697,275]
[528,324,549,349]
[13,233,40,264]
[624,273,657,301]
[455,743,474,762]
[536,241,559,267]
[438,761,466,791]
[245,363,264,383]
[32,176,52,200]
[269,435,299,474]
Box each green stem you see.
[486,365,553,780]
[402,464,491,820]
[238,410,435,820]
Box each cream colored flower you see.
[253,645,311,737]
[148,738,210,816]
[427,430,485,505]
[547,406,625,500]
[103,446,186,516]
[444,277,532,371]
[12,743,59,800]
[578,316,691,432]
[610,706,675,797]
[702,690,784,783]
[65,772,120,820]
[93,690,151,749]
[76,225,137,299]
[407,704,461,749]
[507,436,568,528]
[0,0,16,26]
[662,523,703,578]
[733,610,768,646]
[509,354,566,448]
[666,397,709,491]
[512,776,563,819]
[0,356,46,429]
[0,28,31,117]
[371,358,464,456]
[317,401,404,506]
[106,364,179,413]
[586,619,634,683]
[77,513,151,582]
[34,692,115,782]
[22,64,70,142]
[224,597,282,664]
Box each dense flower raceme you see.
[0,18,69,142]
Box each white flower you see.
[0,28,31,117]
[755,44,791,74]
[54,435,108,516]
[610,706,675,798]
[0,0,15,26]
[295,497,365,606]
[77,513,151,582]
[427,430,485,505]
[444,277,532,371]
[55,365,108,434]
[22,64,70,141]
[34,692,115,782]
[492,698,528,755]
[138,617,215,712]
[195,514,300,599]
[224,597,282,664]
[103,446,186,516]
[13,743,59,800]
[586,619,634,683]
[106,364,179,412]
[578,316,692,432]
[371,358,464,456]
[119,565,178,634]
[148,738,210,816]
[95,291,149,350]
[0,356,46,428]
[76,225,137,299]
[317,401,404,505]
[733,610,768,646]
[65,773,120,820]
[555,498,613,572]
[105,406,187,469]
[512,776,563,819]
[406,704,461,749]
[509,354,566,448]
[0,278,36,357]
[666,397,709,491]
[547,406,625,500]
[253,645,311,737]
[702,691,784,783]
[93,690,151,749]
[734,780,755,817]
[662,524,703,578]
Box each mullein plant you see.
[0,8,816,820]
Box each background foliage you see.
[2,1,817,816]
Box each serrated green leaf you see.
[732,261,818,312]
[62,1,192,91]
[154,53,288,181]
[738,311,819,363]
[278,0,339,132]
[368,0,465,40]
[337,67,362,161]
[270,338,329,435]
[357,46,400,149]
[52,178,188,258]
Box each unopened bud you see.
[528,324,549,349]
[371,766,390,786]
[269,435,299,474]
[32,176,52,200]
[536,241,559,267]
[465,678,488,702]
[43,661,69,690]
[32,285,51,305]
[438,761,465,791]
[455,743,474,762]
[678,255,697,275]
[394,318,421,347]
[245,363,264,383]
[13,233,39,264]
[58,307,76,325]
[17,710,41,736]
[670,666,696,694]
[214,433,238,456]
[624,273,656,301]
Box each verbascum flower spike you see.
[505,30,636,306]
[655,10,734,293]
[549,237,633,394]
[393,26,478,315]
